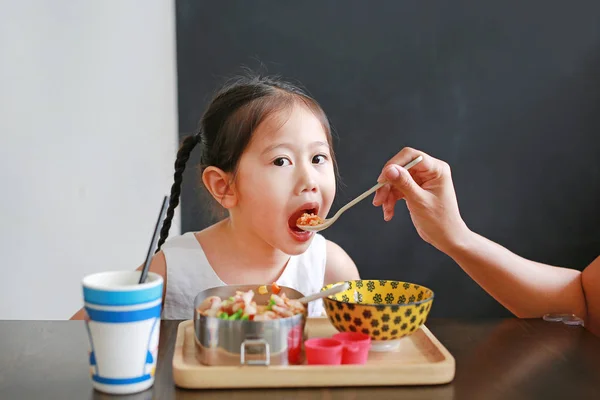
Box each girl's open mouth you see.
[288,206,319,232]
[287,203,319,242]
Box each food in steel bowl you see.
[193,284,307,366]
[322,280,434,351]
[196,287,305,321]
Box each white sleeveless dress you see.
[160,231,328,319]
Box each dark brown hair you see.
[156,74,337,250]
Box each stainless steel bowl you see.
[193,284,307,366]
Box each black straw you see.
[139,196,170,284]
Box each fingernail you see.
[384,165,401,181]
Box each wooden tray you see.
[172,318,455,389]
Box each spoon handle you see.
[334,182,385,217]
[333,155,424,219]
[298,282,350,304]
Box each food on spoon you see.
[296,212,324,226]
[197,288,305,321]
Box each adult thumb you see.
[383,164,425,201]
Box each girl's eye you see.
[273,157,291,167]
[312,154,327,164]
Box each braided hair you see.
[156,134,200,250]
[155,74,337,251]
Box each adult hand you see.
[373,147,470,252]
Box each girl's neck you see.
[197,218,290,284]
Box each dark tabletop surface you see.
[1,318,599,399]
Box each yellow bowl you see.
[322,280,434,351]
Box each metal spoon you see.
[297,155,423,232]
[297,282,350,304]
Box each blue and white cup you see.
[82,271,163,395]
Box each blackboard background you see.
[174,1,600,317]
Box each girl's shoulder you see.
[158,231,200,250]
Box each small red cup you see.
[304,338,343,365]
[332,332,371,365]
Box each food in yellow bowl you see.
[321,280,434,351]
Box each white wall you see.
[0,0,180,319]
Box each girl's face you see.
[231,104,336,255]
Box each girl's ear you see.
[201,166,237,209]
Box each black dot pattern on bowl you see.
[367,281,375,292]
[323,280,433,343]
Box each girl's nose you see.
[296,164,318,195]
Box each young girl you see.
[72,74,360,320]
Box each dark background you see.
[174,1,600,317]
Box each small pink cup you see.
[332,332,371,365]
[304,338,343,365]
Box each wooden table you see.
[1,318,599,399]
